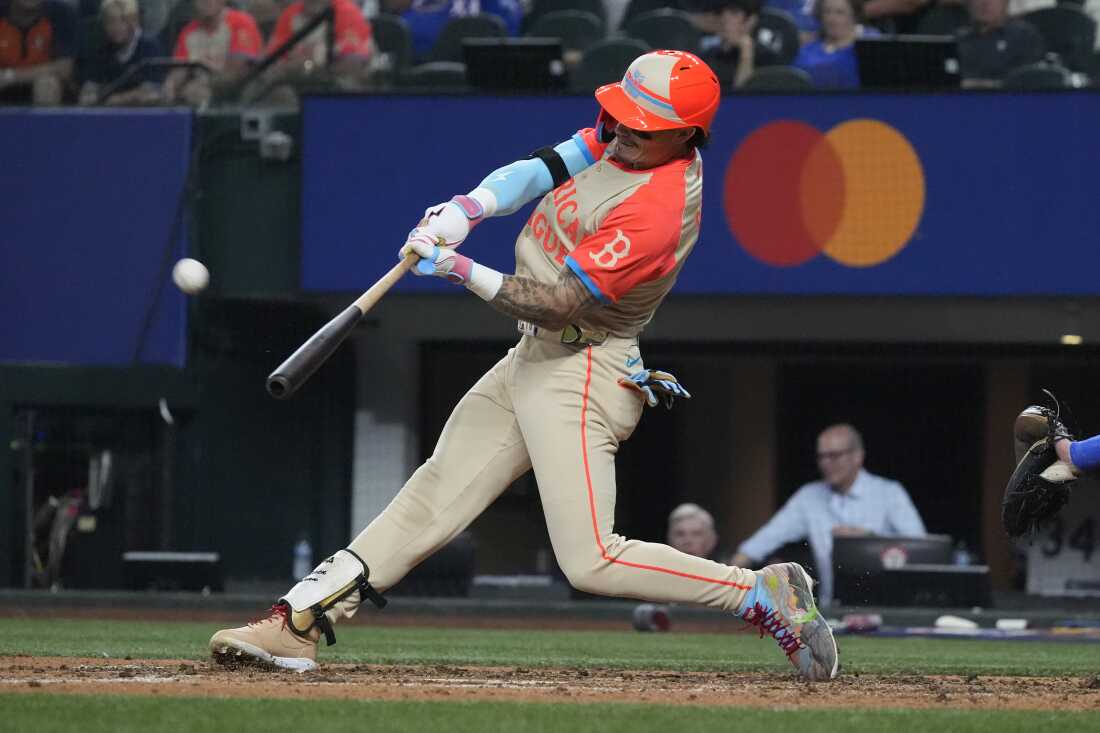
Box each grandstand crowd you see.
[0,0,1096,105]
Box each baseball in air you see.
[172,258,209,295]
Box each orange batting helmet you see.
[595,50,721,136]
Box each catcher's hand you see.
[1002,390,1078,538]
[618,369,691,409]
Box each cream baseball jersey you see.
[514,128,703,337]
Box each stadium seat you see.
[1020,6,1097,71]
[739,65,814,90]
[1001,60,1072,89]
[526,10,606,54]
[570,37,651,92]
[399,61,471,89]
[625,9,702,55]
[430,14,509,63]
[371,13,414,80]
[620,0,683,30]
[914,3,970,35]
[753,7,801,65]
[526,0,608,34]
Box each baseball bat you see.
[266,253,419,399]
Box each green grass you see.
[3,619,1099,732]
[0,694,1097,733]
[1,618,1098,677]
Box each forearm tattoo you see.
[490,268,597,330]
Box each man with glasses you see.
[732,423,926,605]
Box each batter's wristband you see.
[450,195,484,224]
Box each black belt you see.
[517,320,608,346]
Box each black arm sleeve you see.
[527,146,570,190]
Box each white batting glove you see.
[399,229,474,283]
[417,195,485,248]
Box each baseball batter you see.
[210,50,839,681]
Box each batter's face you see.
[610,123,695,170]
[816,427,864,492]
[668,516,718,558]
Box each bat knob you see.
[267,374,293,399]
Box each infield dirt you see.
[3,656,1099,711]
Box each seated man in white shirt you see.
[731,423,926,605]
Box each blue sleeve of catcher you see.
[1070,435,1100,471]
[477,135,597,216]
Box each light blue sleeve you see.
[476,133,599,216]
[737,488,812,562]
[885,483,927,536]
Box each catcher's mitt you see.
[1002,391,1078,538]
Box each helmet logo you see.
[589,229,631,268]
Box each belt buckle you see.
[561,324,607,346]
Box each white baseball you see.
[172,258,209,295]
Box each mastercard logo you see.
[723,119,925,268]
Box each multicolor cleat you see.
[741,562,839,681]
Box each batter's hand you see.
[417,195,485,248]
[400,229,473,284]
[618,369,691,409]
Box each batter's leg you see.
[343,360,531,600]
[513,340,754,611]
[210,350,531,668]
[514,340,838,680]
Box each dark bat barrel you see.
[266,305,363,399]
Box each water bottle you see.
[293,537,313,580]
[952,540,972,567]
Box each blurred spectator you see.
[666,503,726,561]
[958,0,1044,87]
[765,0,820,42]
[631,502,725,632]
[0,0,77,105]
[77,0,165,105]
[792,0,878,88]
[731,423,926,605]
[261,0,373,103]
[699,0,782,88]
[163,0,263,106]
[383,0,521,61]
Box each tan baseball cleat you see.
[210,603,320,672]
[741,562,839,682]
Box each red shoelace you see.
[744,602,805,657]
[249,603,290,628]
